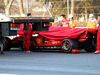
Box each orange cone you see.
[72,49,80,54]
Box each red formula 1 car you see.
[3,17,97,53]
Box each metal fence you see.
[45,0,100,20]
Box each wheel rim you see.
[62,40,71,52]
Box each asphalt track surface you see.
[0,49,100,75]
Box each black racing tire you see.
[84,44,96,52]
[61,38,78,53]
[19,41,24,50]
[3,37,12,51]
[30,43,38,51]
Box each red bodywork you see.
[11,26,97,49]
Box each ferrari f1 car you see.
[2,17,97,53]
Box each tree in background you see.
[51,1,67,17]
[35,0,75,18]
[3,0,24,17]
[19,0,24,16]
[4,0,14,17]
[1,0,100,18]
[92,0,100,18]
[71,0,74,17]
[36,0,68,17]
[75,0,94,21]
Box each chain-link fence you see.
[46,0,100,20]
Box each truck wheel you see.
[3,37,12,51]
[61,38,78,53]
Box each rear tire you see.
[61,38,78,53]
[84,44,96,52]
[3,37,12,51]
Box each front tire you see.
[61,38,78,53]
